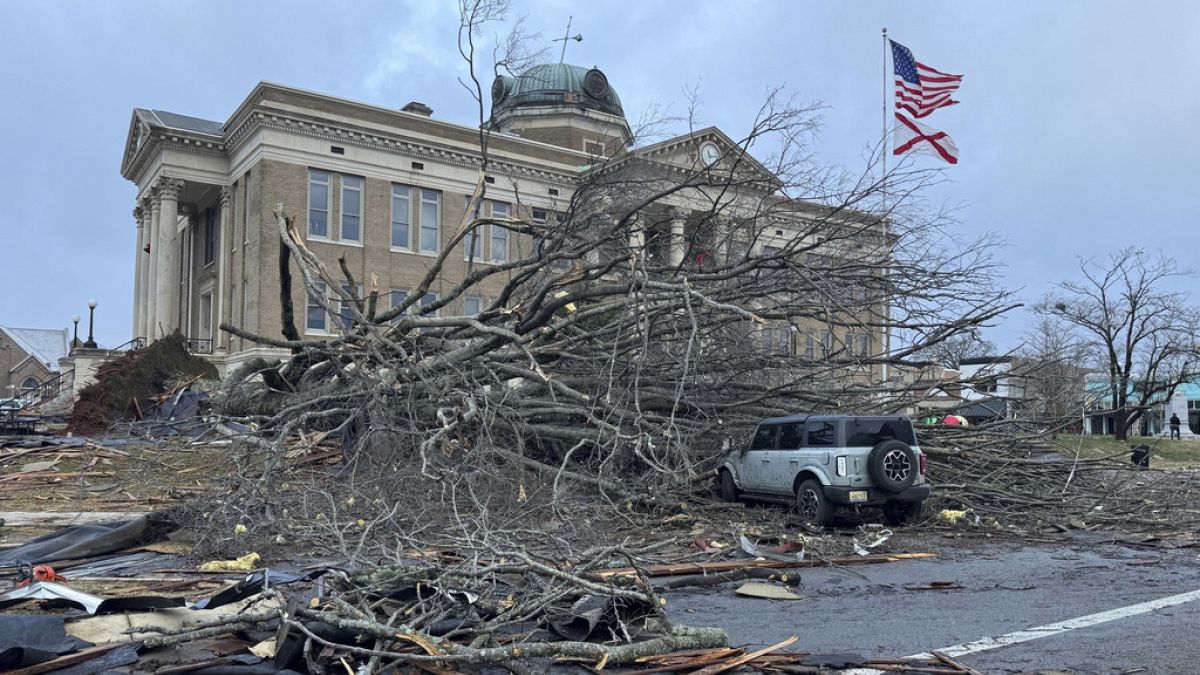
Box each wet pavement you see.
[666,531,1200,673]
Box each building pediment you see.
[613,127,783,193]
[120,109,227,185]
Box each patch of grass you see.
[1047,434,1200,468]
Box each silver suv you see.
[718,415,931,526]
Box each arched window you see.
[20,377,39,392]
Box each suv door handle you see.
[760,458,770,463]
[789,459,799,464]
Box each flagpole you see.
[881,26,888,213]
[880,27,891,385]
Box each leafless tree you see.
[1038,248,1199,440]
[1016,315,1094,436]
[913,329,995,369]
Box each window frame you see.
[749,424,780,451]
[805,420,837,447]
[305,280,329,333]
[308,169,330,239]
[391,184,412,250]
[490,201,510,263]
[419,189,441,253]
[339,175,363,243]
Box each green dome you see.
[491,64,625,118]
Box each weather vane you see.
[553,16,582,63]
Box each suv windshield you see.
[845,419,916,446]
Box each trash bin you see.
[1130,444,1150,469]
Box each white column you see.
[131,205,145,340]
[181,204,196,338]
[215,186,232,353]
[137,198,152,339]
[627,213,645,270]
[669,207,686,266]
[154,177,184,337]
[146,194,161,339]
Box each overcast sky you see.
[1,0,1197,350]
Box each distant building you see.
[0,326,71,399]
[1083,378,1199,437]
[120,64,887,377]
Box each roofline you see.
[226,81,598,162]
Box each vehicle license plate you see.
[849,490,868,503]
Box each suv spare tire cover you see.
[868,440,917,493]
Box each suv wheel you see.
[794,479,832,527]
[868,440,918,493]
[883,500,923,526]
[718,469,739,502]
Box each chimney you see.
[402,101,433,117]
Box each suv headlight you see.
[836,456,847,477]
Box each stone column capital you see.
[133,205,144,222]
[156,176,184,201]
[219,185,233,207]
[668,206,688,221]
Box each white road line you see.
[844,587,1200,674]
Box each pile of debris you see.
[922,422,1200,532]
[68,333,217,437]
[0,508,970,674]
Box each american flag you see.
[890,40,961,119]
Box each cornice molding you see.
[226,109,581,188]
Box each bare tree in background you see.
[913,329,996,368]
[1017,315,1094,436]
[1038,248,1199,441]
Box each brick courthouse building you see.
[121,63,885,376]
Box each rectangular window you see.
[391,185,411,249]
[805,335,816,360]
[821,330,834,355]
[338,284,360,329]
[305,281,327,332]
[464,296,482,315]
[491,202,509,262]
[340,175,362,242]
[420,189,440,253]
[203,209,216,265]
[805,421,836,447]
[532,207,548,224]
[308,170,329,238]
[389,287,410,323]
[242,171,251,246]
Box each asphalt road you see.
[666,531,1200,673]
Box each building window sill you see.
[307,236,363,248]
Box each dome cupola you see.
[488,63,632,155]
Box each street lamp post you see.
[83,300,98,349]
[71,315,80,351]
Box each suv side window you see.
[779,422,804,449]
[750,424,779,450]
[805,421,836,447]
